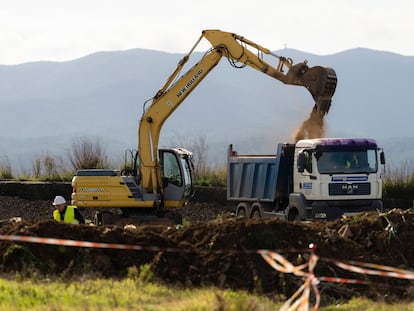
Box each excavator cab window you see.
[180,154,193,197]
[122,149,140,179]
[161,151,183,187]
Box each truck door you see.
[296,150,316,195]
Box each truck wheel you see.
[236,203,250,218]
[250,203,263,218]
[251,209,262,218]
[237,208,247,218]
[287,208,300,221]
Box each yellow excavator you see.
[71,29,337,225]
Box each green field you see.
[0,277,413,311]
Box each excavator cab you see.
[159,148,194,205]
[121,147,194,206]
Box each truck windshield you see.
[316,149,378,174]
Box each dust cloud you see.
[293,107,325,142]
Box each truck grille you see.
[329,183,371,196]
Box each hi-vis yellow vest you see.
[53,205,79,224]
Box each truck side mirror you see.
[297,153,305,173]
[380,151,385,165]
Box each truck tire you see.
[236,203,250,218]
[251,209,261,218]
[287,207,300,221]
[250,203,263,218]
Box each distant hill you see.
[0,47,413,173]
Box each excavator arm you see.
[202,30,337,114]
[139,29,337,194]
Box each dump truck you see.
[228,138,385,221]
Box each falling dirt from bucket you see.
[293,107,325,142]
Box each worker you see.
[346,152,359,169]
[52,195,85,224]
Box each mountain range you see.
[0,47,413,173]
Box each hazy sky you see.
[1,0,412,65]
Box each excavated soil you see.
[0,196,414,303]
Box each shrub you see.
[0,157,14,179]
[31,153,67,181]
[68,136,111,170]
[195,166,227,187]
[383,161,414,200]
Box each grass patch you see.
[0,277,278,310]
[320,296,414,310]
[0,276,413,310]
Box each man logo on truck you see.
[342,184,358,194]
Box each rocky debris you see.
[0,196,53,221]
[0,196,235,223]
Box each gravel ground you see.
[0,195,235,223]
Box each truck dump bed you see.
[227,144,295,203]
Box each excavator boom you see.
[201,30,337,115]
[140,29,337,194]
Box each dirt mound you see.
[0,209,413,303]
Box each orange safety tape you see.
[259,249,320,311]
[0,234,146,250]
[318,276,370,285]
[258,250,309,274]
[260,246,414,310]
[321,257,414,280]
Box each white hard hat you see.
[52,195,66,206]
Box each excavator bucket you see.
[284,63,337,116]
[306,66,337,115]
